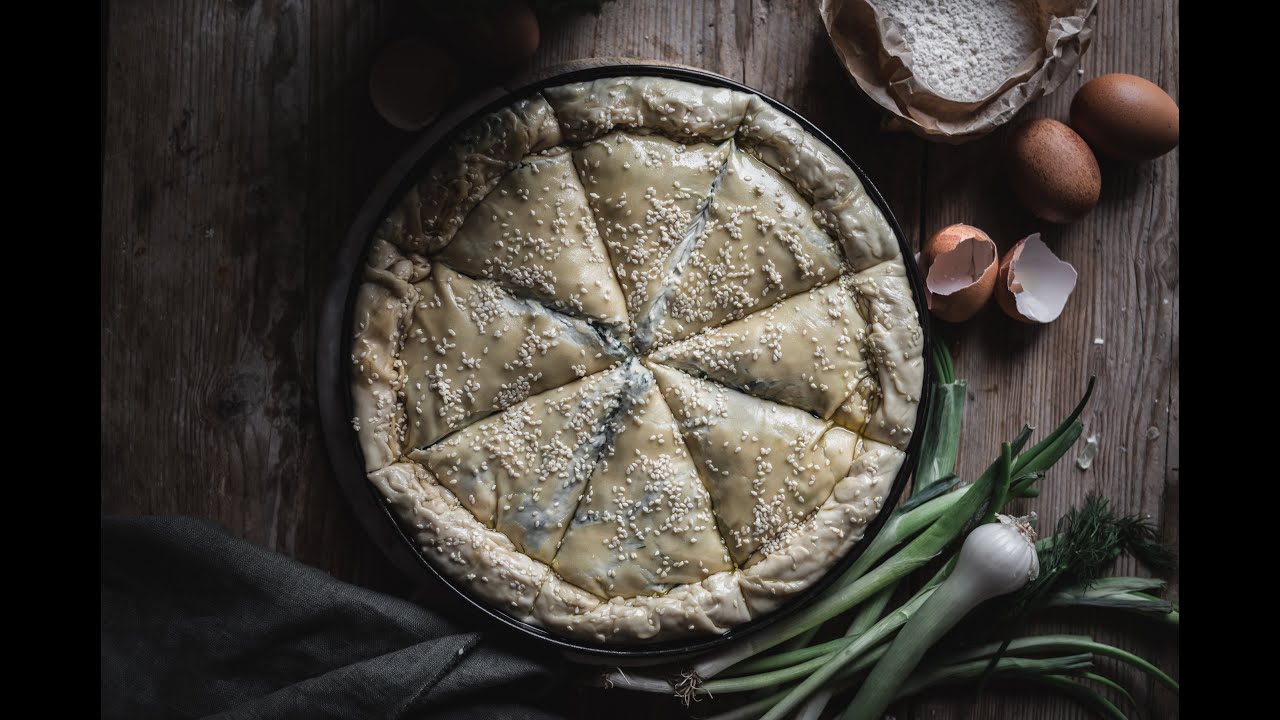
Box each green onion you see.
[1046,577,1177,620]
[706,651,1099,720]
[1030,674,1130,720]
[701,689,791,720]
[938,633,1176,691]
[722,636,851,678]
[757,581,947,718]
[938,633,1099,663]
[706,584,939,697]
[1078,671,1138,710]
[839,505,1039,719]
[893,654,1095,699]
[794,586,896,720]
[683,380,1094,697]
[600,370,1129,720]
[810,654,1097,717]
[1063,638,1178,692]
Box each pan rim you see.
[316,62,935,663]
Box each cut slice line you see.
[569,132,733,342]
[632,140,736,353]
[408,364,631,564]
[549,360,735,599]
[434,148,631,329]
[647,361,856,567]
[642,364,744,573]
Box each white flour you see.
[872,0,1044,101]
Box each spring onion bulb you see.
[842,514,1040,720]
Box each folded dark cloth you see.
[101,516,567,720]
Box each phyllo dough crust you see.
[351,75,924,643]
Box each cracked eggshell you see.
[995,234,1078,324]
[920,224,998,323]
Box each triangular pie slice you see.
[737,438,906,615]
[572,133,730,332]
[409,366,628,564]
[648,276,873,426]
[436,150,628,327]
[648,362,858,566]
[645,149,846,348]
[552,360,734,598]
[832,262,925,449]
[402,263,626,450]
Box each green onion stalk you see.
[704,638,1118,720]
[1046,577,1179,625]
[708,494,1177,716]
[700,631,1175,720]
[793,587,893,720]
[839,509,1040,720]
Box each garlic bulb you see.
[954,513,1041,601]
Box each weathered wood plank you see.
[102,0,411,595]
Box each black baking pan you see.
[317,61,934,665]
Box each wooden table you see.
[102,1,1178,717]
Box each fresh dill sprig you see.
[957,494,1177,691]
[1016,494,1177,616]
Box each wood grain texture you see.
[101,0,1178,718]
[101,0,412,597]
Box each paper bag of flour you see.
[819,0,1097,143]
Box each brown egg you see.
[369,37,460,131]
[921,224,998,323]
[1071,74,1179,161]
[1008,119,1101,224]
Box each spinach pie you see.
[350,76,924,643]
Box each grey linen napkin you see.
[101,515,567,720]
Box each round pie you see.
[350,75,925,644]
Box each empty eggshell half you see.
[921,224,998,323]
[995,234,1078,324]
